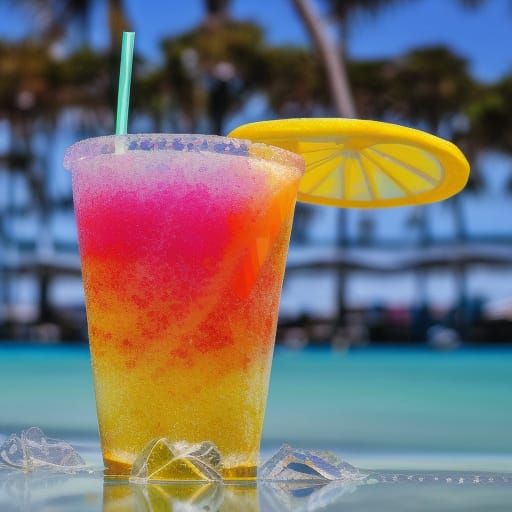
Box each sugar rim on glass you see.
[63,134,305,176]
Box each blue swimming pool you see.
[1,345,511,473]
[1,345,512,511]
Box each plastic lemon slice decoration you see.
[229,118,470,208]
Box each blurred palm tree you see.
[348,59,392,118]
[292,0,356,116]
[1,43,134,330]
[320,0,415,110]
[292,0,411,332]
[0,41,60,225]
[389,46,472,134]
[262,46,328,115]
[160,0,267,134]
[291,0,353,336]
[4,0,128,328]
[466,77,512,153]
[14,0,131,51]
[466,75,512,202]
[390,46,473,240]
[389,45,475,331]
[55,47,116,136]
[294,1,483,336]
[161,1,330,132]
[454,0,512,193]
[0,41,57,321]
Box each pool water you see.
[1,346,511,510]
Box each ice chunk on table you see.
[259,444,368,482]
[130,439,222,483]
[0,427,85,472]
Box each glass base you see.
[103,456,257,482]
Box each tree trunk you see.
[416,206,430,313]
[292,0,356,118]
[203,0,233,134]
[335,205,349,329]
[0,194,9,312]
[293,0,357,338]
[108,0,131,52]
[37,273,53,324]
[450,190,468,338]
[449,130,469,338]
[451,194,467,243]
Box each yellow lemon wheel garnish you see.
[229,118,470,208]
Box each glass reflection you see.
[0,470,103,512]
[102,481,258,512]
[101,479,358,512]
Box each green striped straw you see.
[115,32,135,135]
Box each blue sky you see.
[1,0,511,83]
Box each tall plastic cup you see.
[64,134,303,479]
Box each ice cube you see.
[0,428,85,472]
[259,445,368,482]
[130,439,222,483]
[0,433,24,468]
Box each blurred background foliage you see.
[1,0,511,347]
